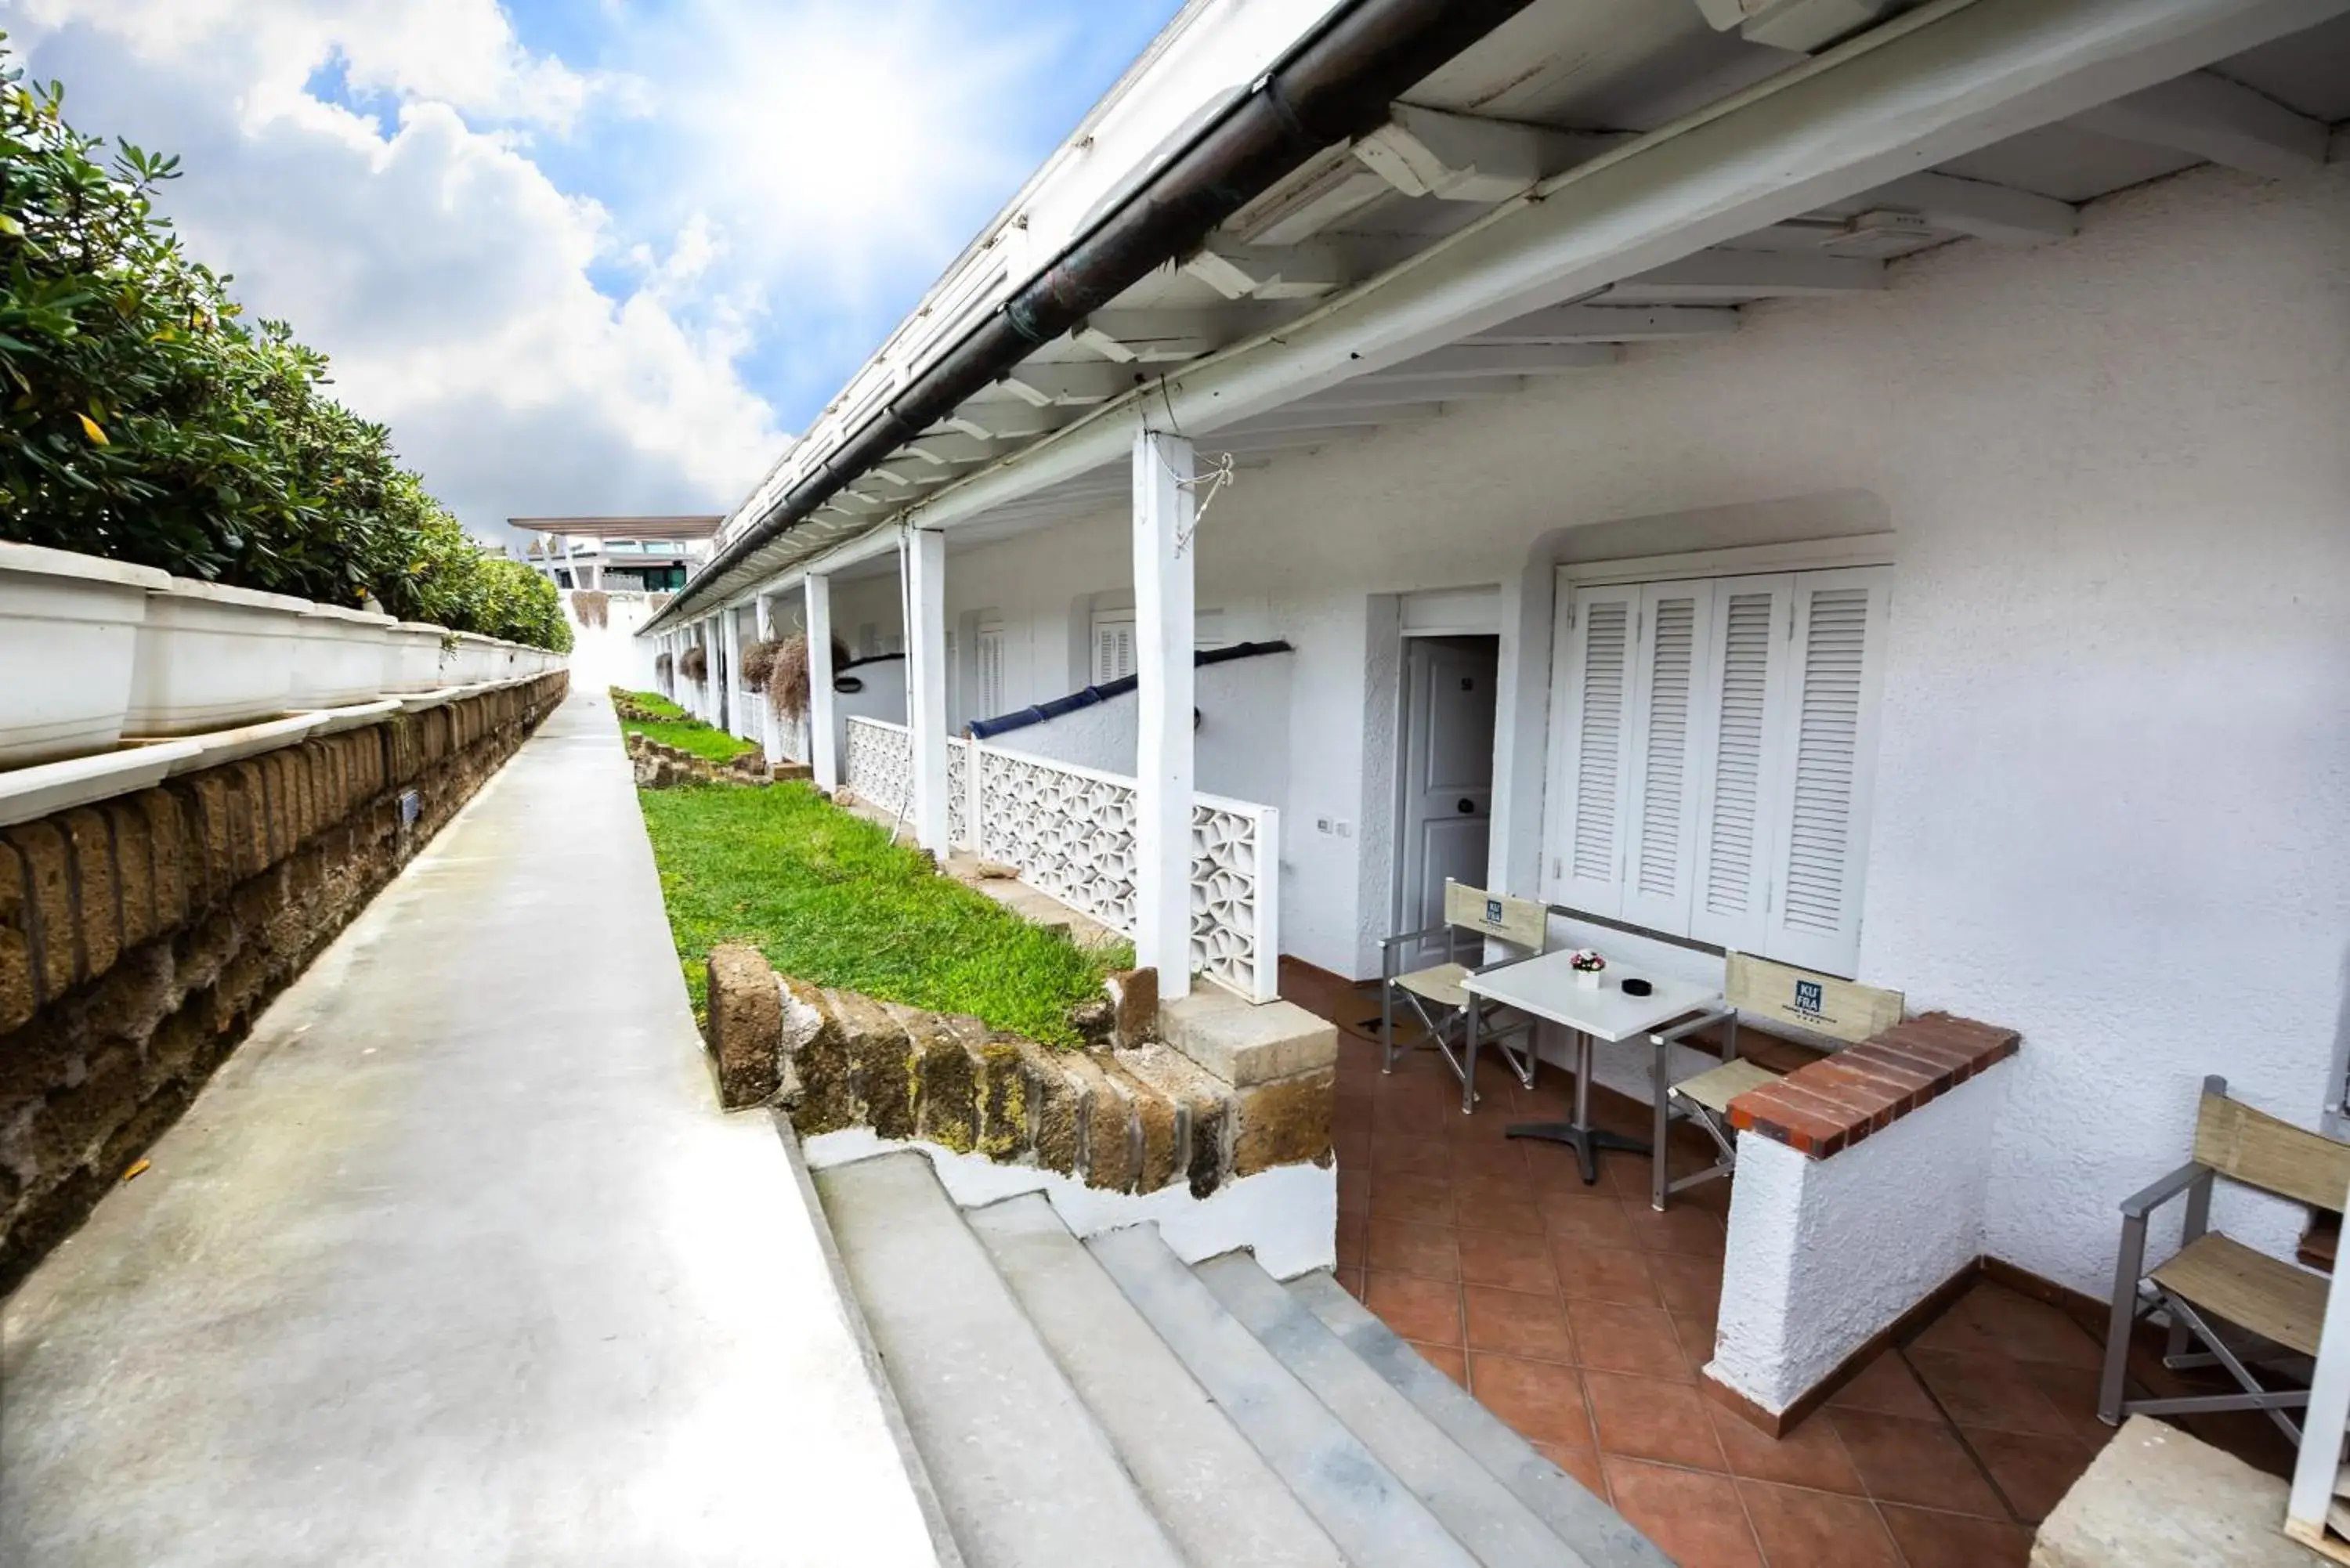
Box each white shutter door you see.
[1620,580,1716,936]
[1690,577,1795,953]
[977,627,1005,717]
[1550,583,1639,917]
[1761,567,1890,977]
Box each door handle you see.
[1458,799,1477,815]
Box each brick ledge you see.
[1726,1011,2019,1159]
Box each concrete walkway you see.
[0,691,945,1567]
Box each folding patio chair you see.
[1379,880,1546,1103]
[1644,953,1902,1210]
[2099,1075,2350,1442]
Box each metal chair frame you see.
[2099,1073,2334,1443]
[1378,889,1543,1102]
[1646,1008,1742,1207]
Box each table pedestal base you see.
[1506,1122,1650,1187]
[1502,1029,1650,1186]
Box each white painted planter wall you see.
[292,606,396,708]
[125,579,311,735]
[2,540,565,771]
[0,541,168,767]
[385,623,446,693]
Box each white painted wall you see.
[560,591,660,695]
[1711,1062,2012,1413]
[987,652,1296,808]
[786,163,2348,1295]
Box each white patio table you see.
[1462,950,1724,1187]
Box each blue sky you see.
[1,0,1184,539]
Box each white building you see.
[643,0,2350,1425]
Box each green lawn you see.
[612,688,759,764]
[634,779,1126,1046]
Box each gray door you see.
[1398,636,1499,957]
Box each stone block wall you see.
[704,943,1333,1201]
[0,674,568,1292]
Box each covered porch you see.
[633,0,2350,1557]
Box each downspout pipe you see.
[665,0,1540,626]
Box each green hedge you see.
[0,49,569,652]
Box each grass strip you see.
[634,778,1124,1046]
[613,688,759,764]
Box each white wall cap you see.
[0,538,172,591]
[152,576,313,613]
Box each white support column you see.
[754,592,779,763]
[807,573,840,789]
[720,606,743,735]
[1133,428,1196,1000]
[905,529,949,854]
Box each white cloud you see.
[2,0,782,543]
[0,0,1142,547]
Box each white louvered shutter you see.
[1690,576,1795,953]
[976,625,1006,717]
[1620,580,1717,935]
[1550,583,1639,916]
[1759,567,1890,977]
[1092,614,1136,683]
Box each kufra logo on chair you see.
[1793,979,1824,1019]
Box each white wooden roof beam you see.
[1226,144,1394,247]
[1358,342,1618,381]
[1858,172,2077,246]
[1181,241,1348,301]
[2073,70,2329,179]
[1292,375,1528,411]
[1462,304,1742,344]
[1598,250,1885,302]
[984,362,1148,407]
[1352,105,1608,204]
[896,0,2345,541]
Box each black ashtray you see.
[1620,977,1653,997]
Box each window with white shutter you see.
[976,623,1006,718]
[1551,584,1638,917]
[1621,581,1716,933]
[1091,613,1136,684]
[1546,564,1889,977]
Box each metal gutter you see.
[646,0,1541,634]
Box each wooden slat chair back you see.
[1649,955,1904,1211]
[2099,1075,2350,1446]
[1441,881,1548,952]
[1723,952,1903,1045]
[2193,1092,2350,1212]
[1379,880,1549,1098]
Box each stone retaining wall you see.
[705,944,1332,1201]
[0,674,568,1292]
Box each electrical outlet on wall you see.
[1315,816,1332,834]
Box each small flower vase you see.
[1574,969,1603,990]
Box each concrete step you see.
[1289,1270,1673,1568]
[965,1195,1347,1568]
[1196,1252,1600,1568]
[1087,1223,1482,1568]
[814,1153,1183,1568]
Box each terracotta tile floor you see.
[1282,963,2298,1568]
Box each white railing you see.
[974,745,1141,934]
[1190,790,1281,1003]
[839,718,1281,1003]
[769,709,810,765]
[844,716,911,817]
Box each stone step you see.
[965,1195,1347,1568]
[1288,1270,1673,1568]
[813,1153,1183,1568]
[1195,1252,1602,1568]
[1086,1223,1483,1568]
